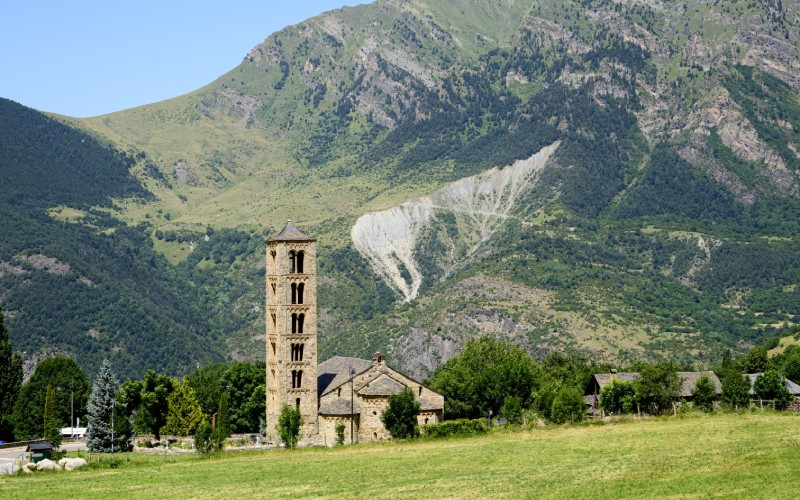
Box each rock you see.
[63,457,87,471]
[34,458,59,471]
[22,462,36,473]
[58,458,69,467]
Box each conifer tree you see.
[0,308,22,441]
[161,380,204,436]
[217,392,231,438]
[86,359,120,452]
[43,384,62,448]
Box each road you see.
[0,441,87,475]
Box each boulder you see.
[63,457,87,471]
[22,462,36,473]
[34,458,59,471]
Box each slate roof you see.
[319,397,362,416]
[267,220,315,242]
[27,442,54,452]
[317,356,373,397]
[745,373,800,395]
[590,371,722,397]
[358,374,406,396]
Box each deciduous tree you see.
[692,374,717,411]
[277,404,303,449]
[382,387,421,439]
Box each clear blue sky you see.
[0,1,371,117]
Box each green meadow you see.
[2,413,799,498]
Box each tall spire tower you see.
[265,221,318,444]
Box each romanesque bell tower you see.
[265,221,318,444]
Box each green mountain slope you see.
[5,0,800,377]
[0,99,267,379]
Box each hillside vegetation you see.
[2,413,799,498]
[2,0,800,376]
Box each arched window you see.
[270,282,276,299]
[297,370,303,388]
[291,313,298,334]
[419,386,422,396]
[288,251,296,273]
[299,344,304,361]
[297,283,304,304]
[296,398,301,410]
[291,283,297,304]
[270,312,276,329]
[291,370,297,388]
[296,251,304,273]
[270,342,276,356]
[297,313,305,334]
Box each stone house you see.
[317,353,444,445]
[264,221,444,447]
[585,370,722,414]
[745,373,800,411]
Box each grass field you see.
[2,413,799,498]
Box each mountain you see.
[4,0,800,379]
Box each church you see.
[264,221,444,446]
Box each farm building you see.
[585,370,722,414]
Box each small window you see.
[291,313,298,334]
[419,386,422,396]
[372,411,377,416]
[271,282,276,298]
[296,251,305,273]
[291,283,297,304]
[297,313,305,334]
[289,251,296,273]
[337,388,341,397]
[297,283,304,304]
[424,418,429,425]
[296,398,301,410]
[271,342,276,356]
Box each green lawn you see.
[2,413,799,498]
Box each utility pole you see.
[349,367,354,444]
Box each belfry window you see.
[296,251,304,273]
[291,369,303,388]
[290,343,304,362]
[271,282,276,299]
[291,313,298,334]
[291,283,297,304]
[288,251,296,273]
[297,283,305,304]
[297,313,305,334]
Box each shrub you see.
[550,387,586,424]
[381,387,420,439]
[420,419,490,439]
[335,422,345,446]
[193,421,223,455]
[500,395,523,424]
[600,380,636,414]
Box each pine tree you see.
[86,359,120,452]
[161,380,204,436]
[0,308,23,441]
[43,384,62,448]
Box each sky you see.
[0,1,371,117]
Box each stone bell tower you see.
[265,221,318,444]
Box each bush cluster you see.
[420,419,490,439]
